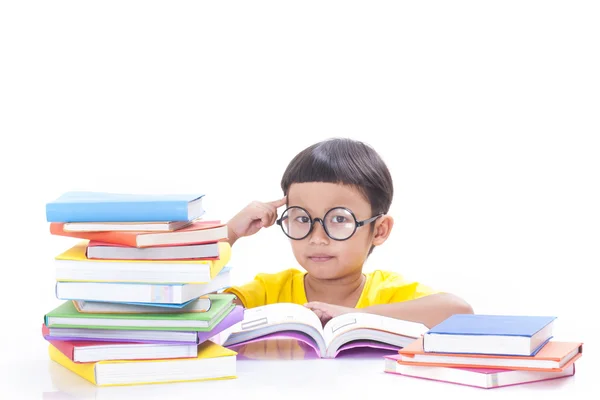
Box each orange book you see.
[50,221,227,248]
[398,337,582,372]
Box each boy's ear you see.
[372,215,394,247]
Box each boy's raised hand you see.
[226,196,287,246]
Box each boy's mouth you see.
[308,254,334,262]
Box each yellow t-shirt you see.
[225,268,436,309]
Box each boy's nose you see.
[309,220,329,245]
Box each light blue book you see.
[46,191,205,222]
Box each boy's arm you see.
[226,225,240,247]
[305,293,473,328]
[360,293,473,328]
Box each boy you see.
[224,138,473,328]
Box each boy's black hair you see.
[281,138,394,216]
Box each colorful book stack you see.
[384,314,583,389]
[42,191,244,387]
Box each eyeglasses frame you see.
[275,205,383,241]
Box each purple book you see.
[42,306,244,345]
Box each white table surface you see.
[1,336,594,400]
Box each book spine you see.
[48,344,97,384]
[46,201,190,222]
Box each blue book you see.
[424,314,556,356]
[46,191,205,222]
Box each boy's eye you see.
[295,216,310,223]
[330,215,347,224]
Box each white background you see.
[0,1,598,399]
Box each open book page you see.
[322,313,429,357]
[223,303,327,355]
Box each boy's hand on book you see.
[304,302,357,325]
[227,197,287,246]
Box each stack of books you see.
[42,191,244,386]
[384,314,583,389]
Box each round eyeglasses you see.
[276,206,383,241]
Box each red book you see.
[50,221,227,248]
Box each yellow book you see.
[54,241,230,284]
[48,341,237,386]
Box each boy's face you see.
[285,182,387,280]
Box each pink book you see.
[383,354,575,389]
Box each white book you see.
[56,267,231,304]
[54,242,229,284]
[63,220,193,232]
[72,297,212,314]
[53,341,199,363]
[223,303,428,358]
[87,242,219,260]
[45,326,201,343]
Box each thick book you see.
[46,192,205,223]
[384,354,575,389]
[55,266,231,305]
[47,339,198,363]
[424,314,556,356]
[86,240,220,260]
[48,340,236,386]
[222,303,428,358]
[72,296,212,314]
[63,220,194,232]
[398,337,582,372]
[54,241,230,284]
[42,306,244,344]
[50,221,227,248]
[44,294,236,331]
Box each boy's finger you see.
[304,301,325,310]
[267,196,287,208]
[256,204,277,227]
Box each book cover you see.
[42,305,244,345]
[44,295,235,331]
[46,191,205,222]
[428,315,557,337]
[424,314,556,356]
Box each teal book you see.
[44,294,236,331]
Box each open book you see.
[222,303,428,358]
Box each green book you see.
[44,294,236,331]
